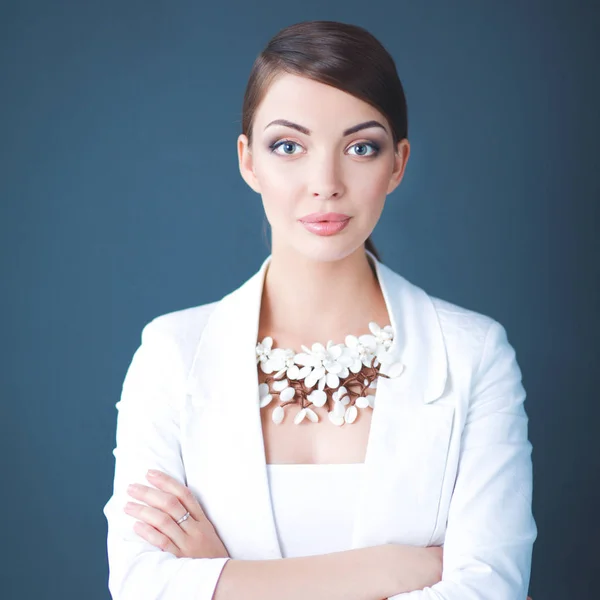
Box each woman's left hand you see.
[124,469,230,559]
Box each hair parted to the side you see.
[242,20,410,264]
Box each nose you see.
[309,153,345,200]
[313,188,340,200]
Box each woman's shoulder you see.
[431,295,494,332]
[138,299,222,357]
[427,293,503,357]
[423,294,522,402]
[382,261,502,351]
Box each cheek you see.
[348,167,389,210]
[254,158,302,193]
[258,181,299,226]
[254,161,303,220]
[350,160,391,191]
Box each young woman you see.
[103,20,537,600]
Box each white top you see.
[266,463,365,558]
[103,251,537,600]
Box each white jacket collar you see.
[186,250,448,405]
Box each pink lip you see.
[299,212,351,223]
[299,217,351,236]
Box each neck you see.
[260,245,387,344]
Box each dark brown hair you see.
[242,20,409,263]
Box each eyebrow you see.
[264,119,388,137]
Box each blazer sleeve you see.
[388,320,538,600]
[103,319,230,600]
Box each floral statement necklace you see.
[255,322,405,427]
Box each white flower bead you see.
[279,387,295,402]
[272,406,284,425]
[345,405,358,424]
[294,408,307,424]
[259,383,273,407]
[308,390,327,408]
[326,372,340,388]
[332,401,345,418]
[272,379,289,392]
[298,366,312,379]
[333,386,349,405]
[305,408,319,422]
[305,367,325,388]
[256,337,273,362]
[328,412,345,426]
[356,396,369,408]
[259,393,273,408]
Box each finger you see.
[125,501,188,550]
[128,483,190,523]
[146,470,207,521]
[127,484,192,537]
[133,520,181,556]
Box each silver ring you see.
[176,510,190,525]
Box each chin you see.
[290,237,367,264]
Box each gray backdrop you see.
[1,1,598,598]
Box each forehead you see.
[254,73,384,128]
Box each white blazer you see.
[103,250,537,600]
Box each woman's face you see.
[237,73,410,263]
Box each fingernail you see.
[147,469,160,477]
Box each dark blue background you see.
[1,1,597,598]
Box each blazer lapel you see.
[350,256,454,549]
[183,256,281,559]
[183,251,452,559]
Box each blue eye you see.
[269,140,303,155]
[268,139,381,157]
[348,142,380,157]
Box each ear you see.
[237,134,261,193]
[386,139,410,195]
